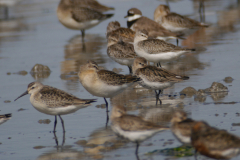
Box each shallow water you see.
[1,0,240,159]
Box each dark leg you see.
[104,98,109,112]
[202,0,205,22]
[62,131,66,146]
[135,142,140,155]
[105,110,109,128]
[53,115,57,132]
[166,0,169,8]
[58,115,65,132]
[4,6,9,20]
[176,39,179,46]
[199,0,205,22]
[81,30,85,43]
[53,131,59,147]
[155,90,162,105]
[157,62,161,68]
[128,66,132,74]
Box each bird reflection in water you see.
[75,126,128,159]
[60,34,106,91]
[53,131,65,149]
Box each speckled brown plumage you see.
[163,13,206,28]
[137,39,189,54]
[71,7,111,23]
[128,15,183,39]
[116,114,163,131]
[74,0,114,12]
[34,86,96,108]
[135,65,189,82]
[107,40,137,59]
[108,28,135,43]
[97,70,140,86]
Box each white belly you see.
[134,44,187,62]
[30,97,87,115]
[57,11,100,30]
[81,76,134,98]
[139,77,174,90]
[162,22,187,32]
[111,125,161,142]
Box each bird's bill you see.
[14,91,28,101]
[124,15,128,18]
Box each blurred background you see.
[0,0,240,159]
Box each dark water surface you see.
[1,0,240,159]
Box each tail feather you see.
[176,75,189,80]
[0,113,12,118]
[83,99,97,104]
[105,14,114,19]
[186,48,196,51]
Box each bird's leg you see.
[58,115,65,132]
[104,98,109,127]
[105,111,109,128]
[176,39,179,46]
[128,66,133,74]
[135,142,140,155]
[104,98,109,112]
[202,0,205,22]
[62,130,66,146]
[166,0,169,8]
[53,115,57,132]
[4,6,9,20]
[155,90,159,105]
[157,62,161,68]
[158,90,162,105]
[53,131,59,148]
[155,90,162,105]
[81,30,85,43]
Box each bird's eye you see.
[31,87,35,89]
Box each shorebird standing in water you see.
[57,0,114,42]
[14,82,96,132]
[110,105,169,157]
[170,110,197,144]
[132,57,189,105]
[154,4,208,34]
[191,121,240,159]
[78,61,140,112]
[134,30,195,67]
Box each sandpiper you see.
[75,0,114,13]
[106,21,136,43]
[124,8,183,42]
[132,57,189,105]
[0,113,12,125]
[191,121,240,159]
[78,60,140,112]
[170,110,197,144]
[134,30,194,67]
[107,34,137,74]
[14,82,96,132]
[154,4,208,33]
[110,105,169,156]
[57,0,113,41]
